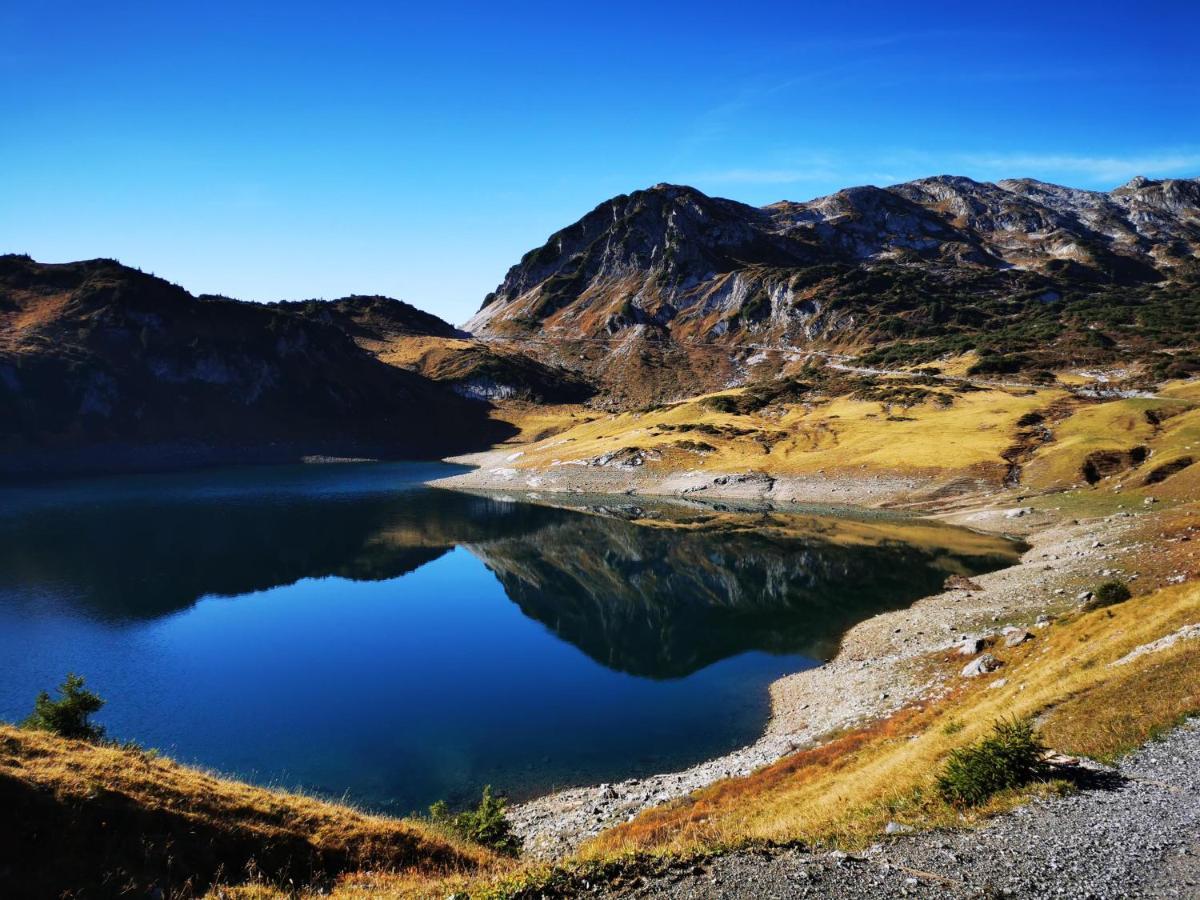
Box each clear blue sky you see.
[2,1,1197,325]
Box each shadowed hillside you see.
[0,256,514,476]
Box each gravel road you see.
[609,719,1200,899]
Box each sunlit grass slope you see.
[582,581,1200,858]
[0,726,495,897]
[485,376,1200,502]
[501,381,1061,481]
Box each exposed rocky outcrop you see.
[466,176,1200,404]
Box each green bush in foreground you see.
[23,673,106,741]
[937,717,1047,807]
[429,785,522,856]
[1092,579,1133,608]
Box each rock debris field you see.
[609,719,1200,898]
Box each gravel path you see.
[610,719,1200,899]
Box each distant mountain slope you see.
[466,176,1200,402]
[0,255,511,476]
[274,294,592,404]
[272,294,462,343]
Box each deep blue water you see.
[0,463,1016,813]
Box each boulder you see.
[1004,629,1034,647]
[961,653,1002,677]
[957,637,986,656]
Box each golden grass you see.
[1041,641,1200,762]
[501,384,1061,482]
[1021,390,1200,491]
[0,726,495,897]
[581,580,1200,858]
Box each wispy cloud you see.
[682,149,1200,200]
[954,151,1200,184]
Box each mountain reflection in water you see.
[0,464,1021,809]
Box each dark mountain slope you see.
[272,294,462,342]
[0,255,512,477]
[274,293,593,404]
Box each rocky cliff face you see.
[0,255,511,476]
[465,176,1200,402]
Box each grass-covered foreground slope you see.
[583,582,1200,857]
[0,726,493,897]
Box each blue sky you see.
[2,1,1198,324]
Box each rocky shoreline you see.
[608,717,1200,898]
[430,462,1158,859]
[434,446,965,508]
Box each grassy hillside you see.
[0,726,495,898]
[479,370,1200,499]
[584,581,1200,857]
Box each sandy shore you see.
[430,459,1160,859]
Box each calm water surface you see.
[0,463,1018,813]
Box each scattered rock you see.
[944,574,984,592]
[885,821,913,835]
[1004,629,1034,647]
[961,653,1002,677]
[957,637,986,656]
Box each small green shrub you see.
[937,717,1047,807]
[22,673,106,741]
[1092,580,1132,608]
[428,785,522,856]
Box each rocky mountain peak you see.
[469,172,1199,341]
[462,173,1199,404]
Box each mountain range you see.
[2,174,1198,474]
[0,255,511,476]
[466,175,1200,402]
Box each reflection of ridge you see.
[0,489,548,620]
[464,515,1017,679]
[0,478,1019,679]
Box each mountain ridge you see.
[462,173,1199,404]
[0,254,511,476]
